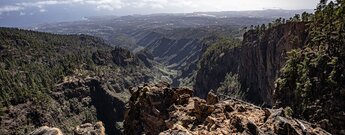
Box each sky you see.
[0,0,319,27]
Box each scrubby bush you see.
[216,72,244,100]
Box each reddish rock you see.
[124,83,330,135]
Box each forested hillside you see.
[274,0,345,134]
[0,28,109,105]
[0,28,161,134]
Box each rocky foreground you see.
[29,83,330,135]
[124,83,330,135]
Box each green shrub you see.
[216,72,244,100]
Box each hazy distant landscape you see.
[0,0,317,27]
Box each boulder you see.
[74,121,105,135]
[28,126,63,135]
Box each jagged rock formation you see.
[87,78,129,135]
[195,22,307,105]
[57,77,129,135]
[124,83,330,135]
[0,76,127,135]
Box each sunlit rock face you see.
[123,82,330,135]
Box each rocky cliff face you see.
[195,22,308,105]
[0,76,129,135]
[123,83,330,135]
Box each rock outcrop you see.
[124,83,330,135]
[29,126,63,135]
[74,122,106,135]
[29,122,105,135]
[195,22,308,105]
[53,76,131,135]
[87,78,129,135]
[0,76,131,135]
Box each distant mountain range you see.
[0,9,313,27]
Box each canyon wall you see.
[195,22,308,105]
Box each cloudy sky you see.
[0,0,318,27]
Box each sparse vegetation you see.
[248,11,313,32]
[216,72,244,100]
[199,37,241,69]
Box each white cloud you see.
[39,9,46,12]
[19,11,26,16]
[96,5,115,10]
[0,0,88,14]
[87,0,124,10]
[17,0,81,8]
[0,5,24,15]
[18,1,57,8]
[10,0,125,12]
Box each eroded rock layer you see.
[124,83,330,135]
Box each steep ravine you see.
[195,22,308,105]
[129,30,205,87]
[56,77,128,135]
[88,79,127,135]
